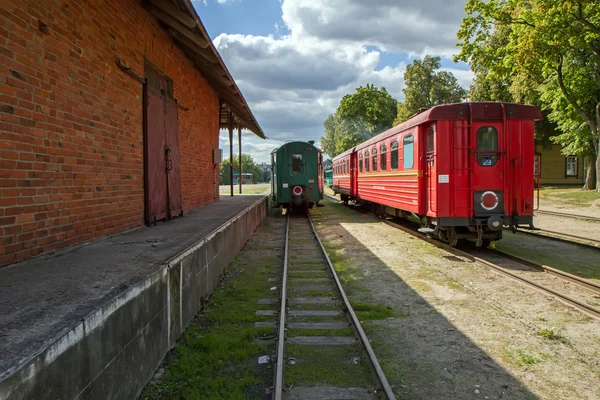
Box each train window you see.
[476,126,499,166]
[359,153,363,173]
[365,150,370,172]
[403,135,414,169]
[344,159,347,174]
[372,148,377,172]
[380,144,387,171]
[292,154,303,174]
[391,141,398,170]
[427,126,435,153]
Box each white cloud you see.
[213,0,471,162]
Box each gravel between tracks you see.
[311,197,600,400]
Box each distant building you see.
[258,162,271,171]
[535,145,587,186]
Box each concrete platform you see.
[0,195,268,400]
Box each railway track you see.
[272,212,395,400]
[324,193,600,320]
[535,209,600,223]
[515,228,600,249]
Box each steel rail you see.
[488,248,600,295]
[273,213,289,400]
[535,209,600,223]
[307,213,396,400]
[324,195,600,320]
[515,228,600,249]
[379,218,600,320]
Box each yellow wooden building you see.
[535,145,587,185]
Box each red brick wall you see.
[0,0,220,265]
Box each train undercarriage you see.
[338,196,532,248]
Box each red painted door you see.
[145,86,168,223]
[144,87,182,224]
[165,98,182,218]
[425,124,437,215]
[471,121,504,214]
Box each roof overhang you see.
[144,0,265,139]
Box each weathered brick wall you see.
[0,0,220,265]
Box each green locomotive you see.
[271,141,324,211]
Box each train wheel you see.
[440,227,458,247]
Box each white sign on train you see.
[438,175,449,183]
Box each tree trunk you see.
[596,143,600,192]
[596,103,600,192]
[584,160,596,190]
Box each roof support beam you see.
[147,4,217,65]
[149,0,197,29]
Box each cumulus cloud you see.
[212,0,470,161]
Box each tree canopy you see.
[455,0,600,190]
[320,84,397,157]
[220,154,268,185]
[394,56,467,125]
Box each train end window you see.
[292,154,302,174]
[476,126,499,166]
[372,148,377,172]
[391,141,398,170]
[359,153,363,173]
[427,126,435,153]
[403,135,414,169]
[365,150,370,172]
[380,144,387,171]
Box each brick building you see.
[0,0,263,265]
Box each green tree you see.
[220,154,265,184]
[320,85,397,157]
[455,0,600,190]
[394,56,467,124]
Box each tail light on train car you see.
[480,191,499,211]
[293,186,303,195]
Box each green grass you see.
[538,186,600,208]
[141,216,283,400]
[285,345,372,386]
[219,183,270,195]
[496,233,600,281]
[287,327,353,337]
[537,328,569,344]
[560,190,600,204]
[514,349,541,366]
[351,301,408,320]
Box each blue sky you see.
[191,0,472,162]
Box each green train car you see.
[324,169,333,187]
[271,140,324,211]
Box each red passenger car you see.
[332,102,542,246]
[332,147,356,202]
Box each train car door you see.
[425,125,437,215]
[350,149,357,198]
[471,121,504,213]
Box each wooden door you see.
[144,86,168,223]
[165,97,182,218]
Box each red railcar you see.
[332,147,356,201]
[332,102,542,246]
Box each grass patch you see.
[537,328,569,344]
[218,183,270,195]
[505,348,544,367]
[350,301,407,320]
[287,327,353,337]
[285,345,371,386]
[141,213,284,400]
